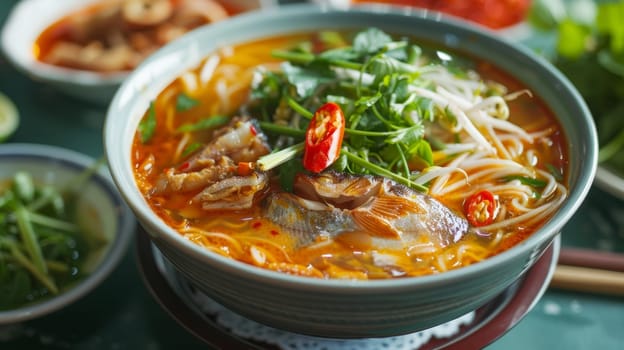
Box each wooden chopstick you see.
[549,248,624,297]
[558,247,624,272]
[551,265,624,297]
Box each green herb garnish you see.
[250,28,472,192]
[503,175,547,188]
[176,93,200,112]
[181,142,203,157]
[138,102,157,143]
[177,115,230,133]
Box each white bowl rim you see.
[105,3,597,292]
[0,143,136,324]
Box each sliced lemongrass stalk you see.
[257,142,305,171]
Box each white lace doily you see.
[188,287,475,350]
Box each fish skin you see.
[185,117,270,171]
[264,171,478,249]
[149,117,271,210]
[151,156,233,195]
[195,171,269,210]
[152,117,270,195]
[263,192,358,247]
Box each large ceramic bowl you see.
[104,4,597,338]
[0,143,136,324]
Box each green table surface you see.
[1,1,623,349]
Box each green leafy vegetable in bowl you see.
[246,28,506,192]
[529,0,624,166]
[0,161,109,311]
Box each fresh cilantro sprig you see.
[251,28,465,192]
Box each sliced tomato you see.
[464,190,498,227]
[303,102,345,173]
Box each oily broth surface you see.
[131,31,567,279]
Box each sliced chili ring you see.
[464,190,498,227]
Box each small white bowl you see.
[0,0,276,105]
[0,143,136,324]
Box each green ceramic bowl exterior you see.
[104,4,597,338]
[0,143,136,324]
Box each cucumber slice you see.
[0,92,19,142]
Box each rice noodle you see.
[408,86,495,153]
[200,54,221,85]
[180,71,198,94]
[413,166,467,187]
[173,132,190,164]
[183,230,245,257]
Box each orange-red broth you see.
[33,0,246,72]
[132,32,567,279]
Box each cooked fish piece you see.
[184,117,270,172]
[194,171,269,210]
[264,192,357,247]
[265,171,481,249]
[151,156,233,194]
[294,171,381,208]
[150,117,271,210]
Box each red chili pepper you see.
[249,124,258,136]
[303,102,345,173]
[464,190,498,227]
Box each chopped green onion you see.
[286,97,313,119]
[182,142,203,157]
[177,115,230,132]
[138,102,157,143]
[502,175,547,188]
[176,93,200,112]
[258,122,306,138]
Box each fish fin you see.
[351,209,401,239]
[366,195,424,220]
[342,177,377,197]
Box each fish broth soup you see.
[131,29,568,280]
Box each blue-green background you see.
[0,1,622,348]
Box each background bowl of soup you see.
[0,143,135,324]
[104,3,597,338]
[0,0,276,105]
